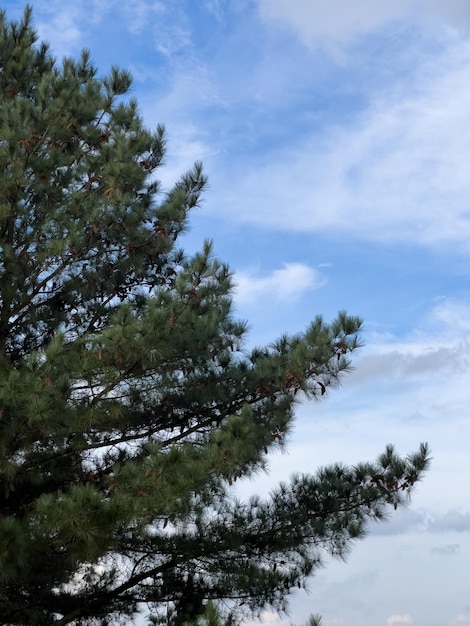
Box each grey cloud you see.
[428,510,470,533]
[369,508,470,536]
[369,508,429,536]
[348,342,470,387]
[426,0,470,28]
[316,569,378,609]
[430,543,461,555]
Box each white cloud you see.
[214,37,470,251]
[387,615,414,626]
[452,616,470,626]
[234,263,326,305]
[257,611,284,625]
[258,0,412,49]
[258,0,470,49]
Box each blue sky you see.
[5,1,470,625]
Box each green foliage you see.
[0,8,430,626]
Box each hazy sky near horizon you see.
[5,1,470,625]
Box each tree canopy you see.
[0,8,430,626]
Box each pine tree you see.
[0,8,430,626]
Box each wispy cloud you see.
[24,1,470,261]
[429,298,470,334]
[31,0,172,59]
[35,3,84,58]
[208,36,470,252]
[120,0,165,36]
